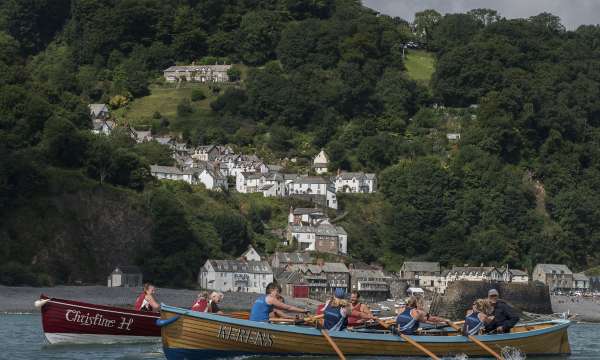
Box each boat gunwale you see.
[160,303,571,344]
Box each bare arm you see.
[147,295,160,312]
[268,296,308,314]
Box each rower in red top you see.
[191,291,209,312]
[134,283,160,312]
[347,290,373,327]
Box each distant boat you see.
[35,295,160,344]
[158,303,571,359]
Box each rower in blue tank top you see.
[395,296,450,335]
[463,299,494,336]
[323,288,351,331]
[249,282,309,322]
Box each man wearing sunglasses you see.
[484,289,519,333]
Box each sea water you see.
[1,314,599,360]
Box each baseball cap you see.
[488,289,499,296]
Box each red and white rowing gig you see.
[36,295,160,344]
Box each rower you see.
[323,289,376,331]
[270,294,297,320]
[191,291,209,312]
[395,296,449,335]
[464,299,495,336]
[249,282,309,322]
[134,283,160,312]
[347,290,372,327]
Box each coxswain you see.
[206,292,224,314]
[134,283,160,312]
[323,289,376,331]
[464,299,495,336]
[249,282,309,322]
[347,290,373,327]
[395,296,449,335]
[191,291,209,312]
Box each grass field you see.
[404,50,435,84]
[113,83,220,127]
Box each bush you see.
[227,66,242,82]
[177,99,193,117]
[190,88,206,101]
[0,261,38,286]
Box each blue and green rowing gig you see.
[158,304,571,359]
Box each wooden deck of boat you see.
[160,305,571,358]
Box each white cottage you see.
[313,149,329,174]
[332,171,377,193]
[198,259,273,293]
[199,168,227,190]
[286,176,338,209]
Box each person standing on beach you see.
[135,283,160,312]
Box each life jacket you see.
[191,298,208,312]
[324,305,348,331]
[249,295,273,322]
[134,292,146,311]
[347,302,364,326]
[396,307,419,335]
[464,311,484,336]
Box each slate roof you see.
[573,272,589,281]
[164,65,231,72]
[509,269,528,276]
[150,165,195,175]
[274,252,313,264]
[89,103,109,116]
[289,223,347,237]
[402,261,441,273]
[292,176,331,185]
[205,259,272,274]
[536,264,573,274]
[349,269,391,279]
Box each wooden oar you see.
[321,329,346,360]
[446,322,504,360]
[377,320,441,360]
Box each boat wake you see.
[502,346,526,360]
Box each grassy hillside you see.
[404,50,435,84]
[113,83,221,127]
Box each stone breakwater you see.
[551,295,600,323]
[0,285,315,313]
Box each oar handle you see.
[321,329,346,360]
[446,322,504,360]
[399,333,441,360]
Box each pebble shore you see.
[0,285,317,313]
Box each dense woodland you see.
[1,0,600,286]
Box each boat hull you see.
[39,295,160,344]
[160,304,571,359]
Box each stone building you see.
[163,65,231,83]
[532,263,573,292]
[349,268,391,302]
[198,259,273,293]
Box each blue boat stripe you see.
[159,303,571,344]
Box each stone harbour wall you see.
[430,281,552,320]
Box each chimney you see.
[337,168,341,176]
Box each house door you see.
[293,285,309,298]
